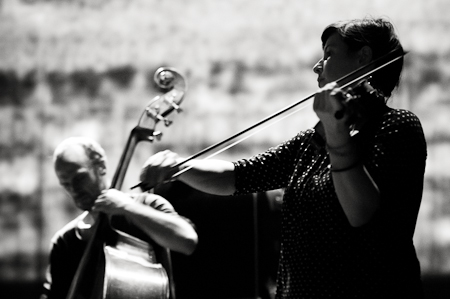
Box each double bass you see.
[66,67,187,299]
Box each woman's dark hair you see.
[321,17,404,98]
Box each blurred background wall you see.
[0,0,449,298]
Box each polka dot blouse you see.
[233,108,427,299]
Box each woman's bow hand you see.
[313,82,352,147]
[139,150,182,190]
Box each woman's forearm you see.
[177,159,236,196]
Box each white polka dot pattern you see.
[233,108,427,298]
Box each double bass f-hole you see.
[66,67,187,299]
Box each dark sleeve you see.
[366,110,426,181]
[233,129,314,195]
[365,109,427,233]
[42,223,86,299]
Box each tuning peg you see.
[164,90,183,113]
[152,131,163,140]
[163,118,173,126]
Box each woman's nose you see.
[313,59,323,74]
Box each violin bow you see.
[132,47,407,190]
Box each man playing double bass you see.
[41,136,198,299]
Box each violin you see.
[131,48,406,190]
[66,67,187,299]
[333,77,387,133]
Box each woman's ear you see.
[359,46,373,65]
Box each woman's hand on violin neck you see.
[313,82,352,147]
[139,150,183,190]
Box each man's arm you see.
[93,190,198,255]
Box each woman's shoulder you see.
[382,108,422,126]
[375,108,426,148]
[375,108,424,137]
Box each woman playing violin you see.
[139,17,426,298]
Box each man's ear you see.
[96,161,107,176]
[99,166,107,176]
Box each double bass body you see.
[103,231,169,299]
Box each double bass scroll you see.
[111,67,187,189]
